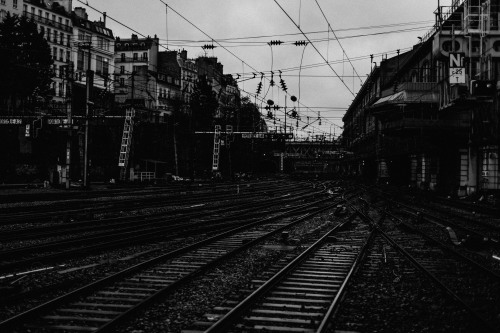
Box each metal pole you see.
[284,97,287,135]
[83,43,92,188]
[65,65,72,189]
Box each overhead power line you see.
[273,0,355,97]
[314,0,362,85]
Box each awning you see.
[372,90,438,108]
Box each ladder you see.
[119,108,135,180]
[212,125,221,171]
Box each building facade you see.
[157,51,182,116]
[23,0,73,111]
[0,0,23,20]
[114,34,159,110]
[71,7,114,115]
[343,0,500,195]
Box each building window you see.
[59,49,63,61]
[133,53,138,60]
[60,33,64,45]
[38,9,42,17]
[142,52,148,60]
[58,82,64,97]
[120,78,125,87]
[77,49,85,70]
[53,30,57,43]
[66,50,70,62]
[46,28,51,41]
[52,47,57,60]
[13,0,18,8]
[121,53,125,61]
[97,37,110,51]
[59,65,64,78]
[96,55,103,74]
[67,34,70,46]
[120,66,125,74]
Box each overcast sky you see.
[78,0,444,138]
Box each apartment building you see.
[23,0,72,111]
[71,7,114,115]
[114,34,159,110]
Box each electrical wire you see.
[274,0,355,97]
[314,0,363,85]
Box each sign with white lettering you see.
[0,119,22,125]
[449,53,465,68]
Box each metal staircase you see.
[212,125,221,171]
[119,108,135,180]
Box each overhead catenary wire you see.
[273,0,356,97]
[314,0,363,86]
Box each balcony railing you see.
[25,12,72,33]
[115,57,148,63]
[381,118,470,133]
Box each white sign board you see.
[449,67,466,84]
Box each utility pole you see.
[82,42,93,188]
[65,63,74,189]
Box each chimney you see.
[74,7,88,20]
[131,34,138,41]
[103,12,106,27]
[180,49,187,60]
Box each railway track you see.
[180,210,373,333]
[0,193,344,332]
[0,180,304,224]
[337,200,500,332]
[0,186,329,273]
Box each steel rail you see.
[0,189,328,272]
[354,202,499,333]
[203,211,365,333]
[0,195,342,332]
[0,185,318,242]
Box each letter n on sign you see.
[449,53,465,68]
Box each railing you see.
[422,0,466,42]
[381,118,470,132]
[115,57,148,63]
[140,172,155,182]
[397,82,438,92]
[24,12,72,33]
